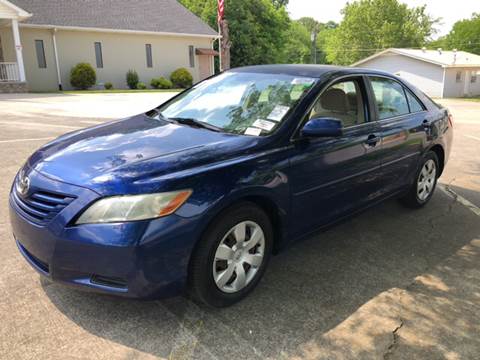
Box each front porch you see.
[0,62,27,92]
[0,0,31,92]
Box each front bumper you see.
[9,169,200,299]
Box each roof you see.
[353,48,480,68]
[232,65,348,78]
[0,0,31,20]
[8,0,218,37]
[230,64,394,78]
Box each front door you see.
[0,35,4,62]
[288,76,383,237]
[198,55,212,81]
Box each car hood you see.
[28,114,259,194]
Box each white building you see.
[0,0,218,92]
[353,48,480,98]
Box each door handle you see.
[365,134,380,147]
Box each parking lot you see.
[0,93,479,360]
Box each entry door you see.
[198,55,212,81]
[288,77,383,237]
[0,35,4,62]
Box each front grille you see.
[12,189,75,224]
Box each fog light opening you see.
[90,274,127,289]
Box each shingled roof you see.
[9,0,218,37]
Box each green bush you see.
[137,82,147,90]
[170,68,193,88]
[126,69,139,89]
[150,77,173,89]
[70,63,96,90]
[150,78,160,89]
[104,82,113,90]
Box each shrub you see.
[126,69,139,89]
[150,78,160,89]
[137,82,147,90]
[151,77,173,89]
[70,63,96,90]
[170,68,193,88]
[104,82,113,90]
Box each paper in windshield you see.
[267,105,290,122]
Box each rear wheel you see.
[188,202,273,307]
[400,151,439,208]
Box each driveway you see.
[0,93,479,360]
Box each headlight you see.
[76,190,192,224]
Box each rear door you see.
[367,76,428,195]
[288,75,384,237]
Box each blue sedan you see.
[9,65,453,307]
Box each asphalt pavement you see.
[0,93,479,360]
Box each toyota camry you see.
[9,65,453,307]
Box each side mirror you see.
[301,117,343,138]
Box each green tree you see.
[316,24,337,64]
[294,17,338,64]
[325,0,438,65]
[272,0,288,9]
[179,0,290,67]
[444,13,480,54]
[298,17,321,34]
[281,20,311,63]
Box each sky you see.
[287,0,480,37]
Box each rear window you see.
[405,91,424,113]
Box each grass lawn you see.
[462,97,480,102]
[60,89,182,94]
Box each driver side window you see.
[309,79,366,128]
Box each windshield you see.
[157,72,317,136]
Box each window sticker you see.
[290,85,308,100]
[245,127,262,136]
[258,87,272,103]
[291,77,315,86]
[267,105,290,122]
[253,119,276,131]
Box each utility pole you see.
[311,32,317,64]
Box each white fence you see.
[0,63,20,81]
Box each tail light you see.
[448,114,453,128]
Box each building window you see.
[146,44,153,68]
[189,45,195,68]
[94,42,103,68]
[35,40,46,68]
[471,72,477,83]
[456,71,462,83]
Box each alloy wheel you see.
[417,159,437,201]
[212,221,265,293]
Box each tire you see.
[399,151,439,209]
[188,202,273,307]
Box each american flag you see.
[218,0,225,24]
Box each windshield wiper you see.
[169,117,223,133]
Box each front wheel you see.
[188,202,273,307]
[399,151,439,208]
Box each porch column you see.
[11,19,26,82]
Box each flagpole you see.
[218,21,222,72]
